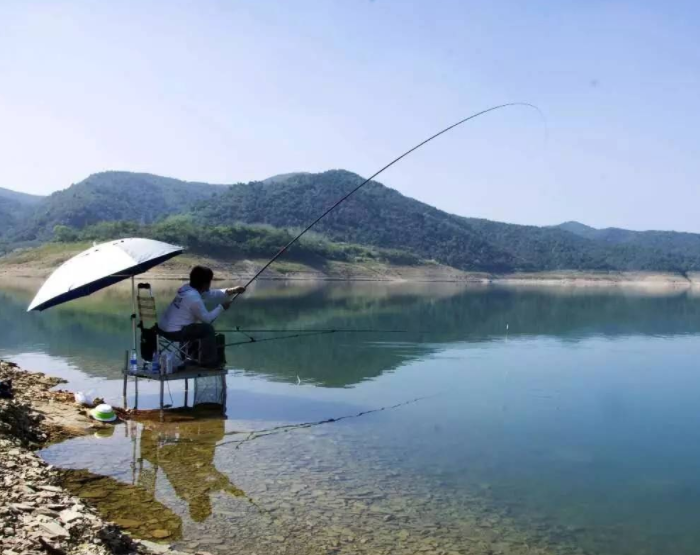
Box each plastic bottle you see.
[166,354,174,375]
[74,391,94,406]
[162,352,174,375]
[151,354,160,375]
[129,350,138,374]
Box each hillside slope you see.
[0,187,44,205]
[11,172,226,241]
[0,187,44,241]
[190,170,521,272]
[4,170,700,274]
[555,221,700,263]
[191,170,700,273]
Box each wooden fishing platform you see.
[122,351,227,413]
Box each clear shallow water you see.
[3,280,700,554]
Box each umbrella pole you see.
[123,350,128,409]
[130,277,138,411]
[131,276,137,355]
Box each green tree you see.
[53,225,79,242]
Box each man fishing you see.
[159,266,245,367]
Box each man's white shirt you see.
[159,284,227,332]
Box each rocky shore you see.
[0,360,193,555]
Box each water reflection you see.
[61,467,184,540]
[138,414,246,522]
[24,279,700,555]
[59,411,249,538]
[4,280,700,387]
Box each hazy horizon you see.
[2,1,699,232]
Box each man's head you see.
[189,265,214,293]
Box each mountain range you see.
[1,170,698,273]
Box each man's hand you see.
[222,299,233,311]
[225,286,246,297]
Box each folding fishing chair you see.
[137,283,203,368]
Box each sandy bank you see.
[1,248,698,288]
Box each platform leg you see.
[134,376,139,410]
[123,350,129,409]
[184,379,189,407]
[159,376,164,420]
[222,374,227,416]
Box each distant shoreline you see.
[1,246,697,288]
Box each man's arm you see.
[203,286,245,302]
[202,289,227,302]
[190,296,224,324]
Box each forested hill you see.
[0,187,43,205]
[555,221,700,259]
[190,170,519,271]
[0,187,44,241]
[6,172,225,242]
[189,170,700,272]
[2,169,700,273]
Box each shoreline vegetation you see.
[2,242,699,288]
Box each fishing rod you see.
[217,327,407,333]
[229,102,543,300]
[222,327,408,346]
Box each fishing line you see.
[223,327,412,346]
[218,395,432,448]
[229,102,544,299]
[231,327,257,342]
[224,329,337,347]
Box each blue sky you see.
[1,0,698,231]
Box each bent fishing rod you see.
[230,102,543,300]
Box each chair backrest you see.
[137,283,158,328]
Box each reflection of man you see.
[139,418,244,522]
[159,266,245,366]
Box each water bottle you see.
[166,354,174,375]
[129,350,138,374]
[161,352,174,375]
[151,355,160,375]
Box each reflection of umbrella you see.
[28,238,182,312]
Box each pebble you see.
[150,529,173,539]
[59,509,82,523]
[37,520,70,539]
[35,507,61,518]
[38,485,63,493]
[10,503,35,512]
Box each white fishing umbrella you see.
[28,238,183,312]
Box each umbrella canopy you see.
[28,238,183,312]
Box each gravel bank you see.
[0,360,194,555]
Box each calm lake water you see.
[3,279,700,555]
